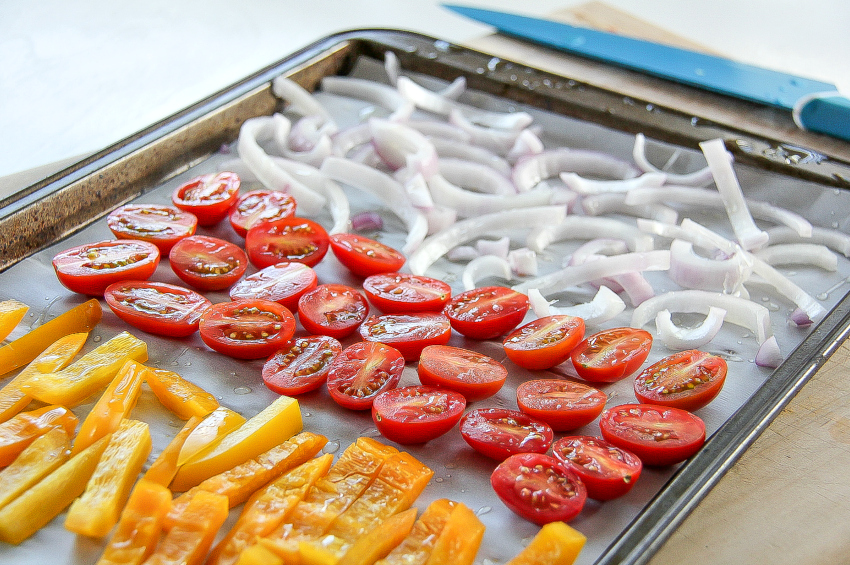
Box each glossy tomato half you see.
[169,235,248,291]
[329,233,405,277]
[326,342,405,410]
[516,379,606,432]
[503,315,585,370]
[633,350,727,412]
[459,408,553,461]
[198,299,296,360]
[104,280,211,337]
[372,385,466,444]
[362,272,452,313]
[552,436,642,501]
[106,204,197,252]
[245,217,329,269]
[417,345,507,402]
[172,171,240,226]
[262,335,342,395]
[359,313,451,361]
[297,284,369,339]
[229,190,297,237]
[443,286,529,340]
[52,240,160,296]
[229,262,317,311]
[570,327,653,383]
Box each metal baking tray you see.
[2,29,850,565]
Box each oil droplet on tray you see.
[323,441,340,454]
[233,386,252,395]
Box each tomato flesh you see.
[262,335,342,395]
[52,240,160,296]
[229,190,297,237]
[516,379,606,432]
[229,262,317,311]
[570,327,653,383]
[172,171,240,226]
[417,345,507,402]
[552,435,642,500]
[503,315,585,370]
[634,350,727,412]
[326,342,405,410]
[245,217,329,269]
[104,280,211,337]
[198,299,296,360]
[372,385,466,444]
[359,313,451,362]
[443,286,529,340]
[329,233,405,277]
[362,272,452,314]
[297,284,369,339]
[459,408,553,461]
[106,204,197,252]
[169,235,248,291]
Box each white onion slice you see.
[669,239,752,293]
[383,51,400,86]
[608,271,656,307]
[754,243,838,271]
[512,148,639,192]
[271,76,335,127]
[431,138,511,176]
[399,172,435,209]
[755,335,783,368]
[422,205,457,236]
[427,173,558,217]
[637,219,727,253]
[507,129,545,164]
[568,239,629,266]
[529,286,625,326]
[632,133,714,186]
[561,171,666,195]
[447,245,479,262]
[462,255,513,290]
[407,120,472,143]
[581,193,679,224]
[370,119,439,179]
[438,158,515,195]
[320,76,412,121]
[448,109,524,156]
[767,225,850,257]
[476,236,510,259]
[749,253,827,321]
[331,123,372,158]
[655,307,727,350]
[527,216,655,253]
[270,157,350,235]
[508,247,538,276]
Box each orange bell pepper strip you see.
[424,501,485,565]
[0,434,109,544]
[65,419,153,538]
[145,368,219,420]
[96,479,173,565]
[0,332,88,423]
[234,543,284,565]
[0,300,29,342]
[373,499,456,565]
[142,415,202,487]
[176,407,246,467]
[0,298,101,378]
[20,330,147,406]
[504,521,586,565]
[143,490,229,565]
[336,507,418,565]
[0,427,70,510]
[0,404,78,467]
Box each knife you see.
[443,4,850,143]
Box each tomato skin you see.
[633,350,727,412]
[570,327,653,383]
[104,280,212,337]
[443,286,529,340]
[229,190,297,237]
[52,240,160,296]
[459,408,553,461]
[229,262,317,311]
[552,436,643,500]
[516,379,606,432]
[503,315,585,370]
[172,172,240,226]
[261,335,343,395]
[359,313,452,362]
[599,403,706,467]
[245,217,329,269]
[169,235,248,291]
[417,345,507,402]
[362,272,452,313]
[491,453,587,525]
[106,204,197,253]
[198,299,296,360]
[371,385,466,444]
[297,284,369,339]
[329,233,405,278]
[326,342,405,410]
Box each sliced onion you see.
[447,245,479,262]
[431,137,511,176]
[271,76,336,127]
[748,253,827,322]
[560,171,666,195]
[427,173,558,217]
[755,335,783,368]
[512,148,639,192]
[508,247,538,276]
[270,157,350,235]
[632,133,714,186]
[423,205,457,235]
[581,193,679,224]
[476,236,510,258]
[637,218,731,253]
[607,271,656,307]
[529,286,626,326]
[507,129,545,164]
[462,255,513,290]
[655,307,727,350]
[438,158,516,195]
[527,216,655,253]
[320,76,410,117]
[331,123,373,158]
[448,109,525,156]
[351,211,383,232]
[669,239,752,293]
[568,239,629,266]
[398,171,435,209]
[754,243,838,271]
[370,118,439,179]
[767,225,850,257]
[789,307,814,327]
[383,50,400,86]
[407,120,472,143]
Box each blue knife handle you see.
[794,93,850,143]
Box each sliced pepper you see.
[20,330,147,406]
[176,407,246,467]
[143,489,229,565]
[337,507,418,565]
[423,501,484,565]
[374,499,456,565]
[143,415,202,487]
[0,404,79,467]
[0,300,29,342]
[233,543,284,565]
[504,521,586,565]
[0,427,70,510]
[96,479,173,565]
[146,368,219,420]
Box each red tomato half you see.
[106,204,197,253]
[245,217,329,269]
[326,342,405,410]
[359,313,451,361]
[172,171,240,226]
[599,403,706,467]
[297,284,369,339]
[198,299,296,360]
[570,327,653,383]
[443,286,529,340]
[168,235,248,291]
[329,233,405,277]
[491,453,587,525]
[417,345,507,402]
[229,190,297,237]
[503,315,585,370]
[634,350,728,412]
[459,408,553,461]
[52,240,160,296]
[552,436,642,501]
[516,379,606,432]
[362,272,452,314]
[104,280,211,337]
[261,335,342,395]
[229,262,317,311]
[372,386,466,444]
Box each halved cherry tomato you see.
[245,217,329,269]
[491,452,587,525]
[198,299,296,360]
[633,350,728,412]
[52,240,160,296]
[516,379,606,432]
[443,286,529,340]
[172,171,240,226]
[371,385,466,444]
[362,272,452,314]
[599,403,706,466]
[106,204,197,253]
[168,235,248,291]
[297,284,369,339]
[570,327,653,383]
[359,313,451,362]
[417,345,507,402]
[229,190,297,238]
[261,335,343,395]
[503,315,585,370]
[104,281,212,337]
[326,342,405,410]
[228,262,317,311]
[552,435,642,500]
[329,233,405,277]
[459,408,553,461]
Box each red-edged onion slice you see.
[507,129,545,164]
[476,236,510,258]
[528,286,625,326]
[426,173,558,217]
[508,247,538,277]
[270,157,350,235]
[789,307,814,327]
[271,75,336,128]
[632,133,714,186]
[655,307,727,350]
[370,119,439,179]
[607,271,656,307]
[350,211,383,232]
[581,193,679,224]
[754,243,838,271]
[431,138,511,176]
[669,239,752,293]
[755,336,783,368]
[438,158,516,195]
[560,171,666,195]
[767,226,850,257]
[512,148,639,192]
[527,216,655,254]
[462,255,513,290]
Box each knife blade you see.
[443,4,849,143]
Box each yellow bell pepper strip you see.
[145,368,219,420]
[0,427,70,510]
[504,521,586,565]
[96,479,173,565]
[142,490,229,565]
[207,453,334,565]
[20,330,147,406]
[170,395,302,492]
[177,407,246,467]
[423,501,484,565]
[65,419,153,538]
[0,298,101,378]
[71,360,148,456]
[373,499,455,565]
[0,300,29,342]
[336,507,418,565]
[0,404,78,467]
[234,543,284,565]
[142,415,202,487]
[0,434,109,544]
[0,332,88,423]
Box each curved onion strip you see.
[476,236,510,258]
[271,157,350,235]
[270,113,292,154]
[528,216,655,254]
[287,115,338,150]
[399,171,435,209]
[560,171,666,195]
[507,129,545,164]
[431,138,512,176]
[767,225,850,257]
[407,120,472,143]
[439,158,516,195]
[282,131,333,167]
[512,148,639,192]
[669,239,752,293]
[448,109,526,155]
[427,174,557,217]
[755,335,783,368]
[638,218,732,254]
[320,76,412,119]
[370,119,439,179]
[608,271,656,306]
[271,76,336,127]
[529,286,625,326]
[447,245,479,262]
[569,239,629,266]
[384,51,400,85]
[423,205,458,236]
[508,247,538,276]
[462,255,513,290]
[582,193,679,224]
[331,123,373,157]
[632,133,714,186]
[754,243,838,271]
[407,206,567,276]
[655,307,727,350]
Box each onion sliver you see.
[569,239,629,266]
[749,254,827,321]
[408,120,472,143]
[508,247,538,276]
[754,243,838,271]
[448,110,525,156]
[370,119,439,179]
[439,158,516,195]
[320,76,412,120]
[271,76,336,127]
[669,239,752,293]
[637,219,727,253]
[560,171,666,195]
[529,286,625,326]
[767,225,850,257]
[655,307,727,350]
[527,216,655,254]
[331,123,373,158]
[270,157,350,235]
[462,255,513,290]
[582,193,679,224]
[427,174,558,217]
[512,148,639,192]
[755,336,783,368]
[632,133,714,186]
